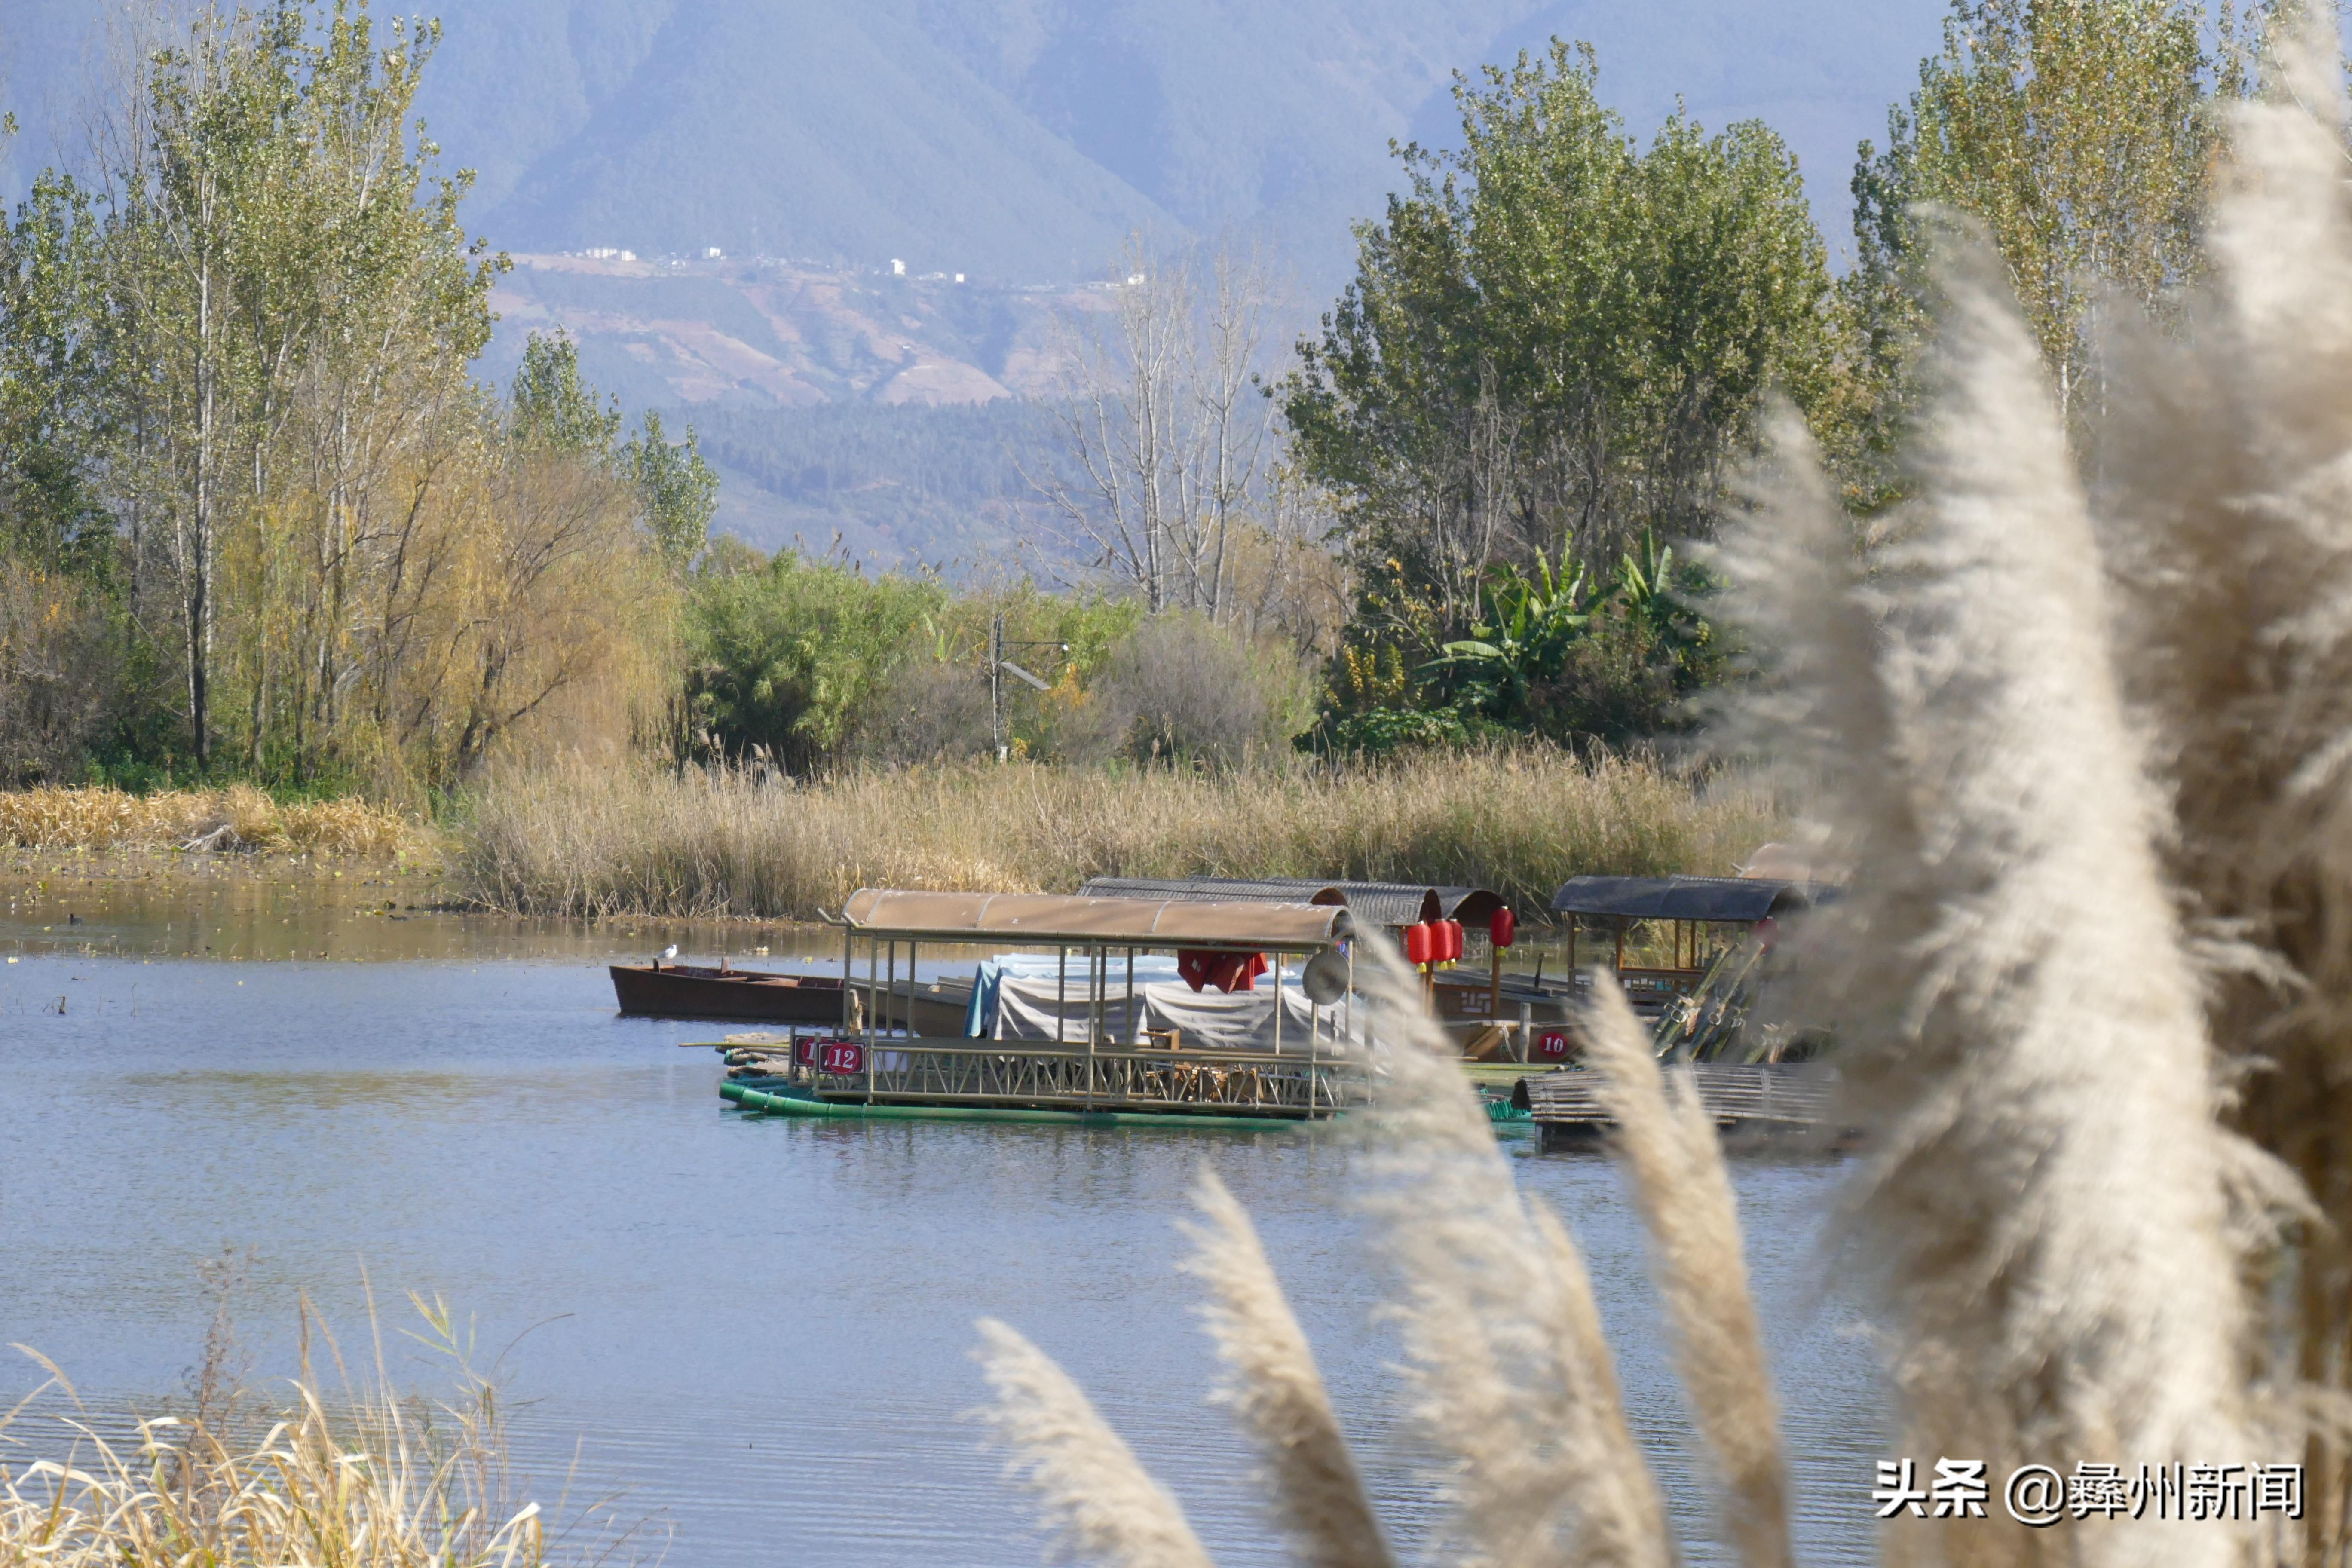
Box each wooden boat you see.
[720,1080,1320,1130]
[609,962,973,1031]
[610,963,849,1023]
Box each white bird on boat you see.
[658,944,678,968]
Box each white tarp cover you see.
[992,974,1354,1055]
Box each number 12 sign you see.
[818,1041,864,1075]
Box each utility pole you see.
[989,614,1004,762]
[985,612,1067,763]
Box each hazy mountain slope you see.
[469,5,1178,280]
[3,0,1956,286]
[682,399,1055,569]
[479,254,1099,411]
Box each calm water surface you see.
[0,870,1881,1566]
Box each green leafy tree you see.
[627,409,719,572]
[93,0,505,770]
[511,334,717,571]
[0,172,116,576]
[510,330,621,455]
[684,551,948,771]
[1285,39,1835,665]
[1851,0,2264,430]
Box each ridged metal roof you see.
[1078,876,1507,931]
[1549,875,1816,923]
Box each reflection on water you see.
[0,871,1880,1568]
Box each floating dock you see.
[1519,1063,1840,1148]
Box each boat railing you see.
[771,1034,1363,1117]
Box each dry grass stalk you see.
[0,785,417,858]
[972,1320,1215,1568]
[1719,196,2254,1568]
[0,1300,551,1568]
[1178,1170,1393,1568]
[1580,979,1790,1568]
[454,749,1779,922]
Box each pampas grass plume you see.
[1179,1169,1394,1568]
[1346,939,1672,1568]
[974,1318,1215,1568]
[1582,978,1791,1568]
[1723,228,2254,1568]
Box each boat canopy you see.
[1550,875,1816,924]
[841,889,1352,951]
[1077,876,1504,931]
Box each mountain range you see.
[6,0,1950,288]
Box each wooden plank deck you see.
[1521,1063,1838,1144]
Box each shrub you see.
[1314,705,1472,758]
[0,569,124,786]
[854,657,997,764]
[1093,612,1320,769]
[683,550,946,770]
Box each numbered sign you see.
[818,1040,865,1075]
[795,1037,821,1066]
[1534,1029,1572,1062]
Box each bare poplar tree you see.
[1033,232,1281,620]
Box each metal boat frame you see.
[740,889,1361,1122]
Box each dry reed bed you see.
[0,786,417,858]
[0,1307,556,1568]
[453,750,1779,920]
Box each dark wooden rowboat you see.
[609,964,851,1024]
[610,963,977,1031]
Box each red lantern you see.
[1535,1029,1572,1061]
[1403,922,1435,966]
[1437,919,1464,963]
[1489,907,1516,949]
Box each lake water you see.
[0,866,1882,1566]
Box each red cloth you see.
[1176,949,1271,994]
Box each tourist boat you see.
[609,960,970,1031]
[1080,874,1567,1049]
[716,888,1364,1127]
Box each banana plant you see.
[1615,530,1716,668]
[1422,531,1718,720]
[1422,548,1603,715]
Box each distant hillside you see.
[6,0,1953,288]
[483,254,1101,413]
[677,400,1057,573]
